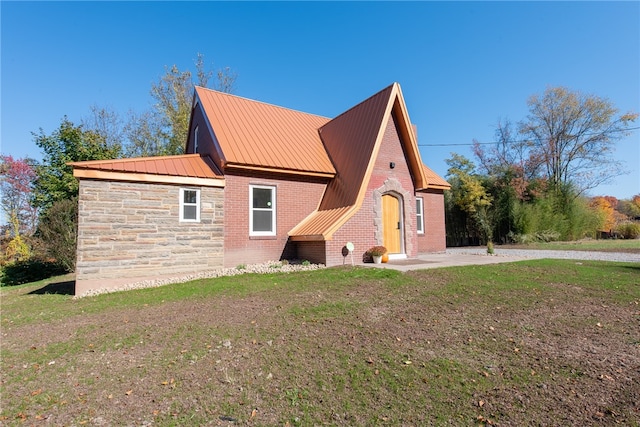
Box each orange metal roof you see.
[290,83,434,240]
[422,164,451,190]
[316,84,396,210]
[69,154,223,181]
[195,87,335,176]
[286,206,354,241]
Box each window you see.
[194,125,199,153]
[180,188,200,222]
[250,185,276,236]
[416,197,424,234]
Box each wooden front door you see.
[382,194,402,254]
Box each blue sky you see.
[2,1,639,199]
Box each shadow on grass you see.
[28,280,75,295]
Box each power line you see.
[418,126,640,147]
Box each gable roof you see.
[69,154,224,187]
[195,87,335,177]
[288,83,437,240]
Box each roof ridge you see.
[195,86,329,121]
[321,82,397,126]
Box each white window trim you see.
[180,188,201,222]
[416,197,424,234]
[249,184,276,236]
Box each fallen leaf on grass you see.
[125,390,133,396]
[476,415,494,425]
[31,389,42,396]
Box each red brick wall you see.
[327,114,419,265]
[223,172,327,267]
[417,189,447,252]
[297,241,327,265]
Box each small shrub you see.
[281,259,289,265]
[487,241,494,255]
[301,260,311,266]
[615,221,640,239]
[1,259,68,286]
[236,264,246,270]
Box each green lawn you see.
[1,260,639,426]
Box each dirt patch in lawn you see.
[1,263,639,426]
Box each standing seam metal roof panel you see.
[195,87,334,174]
[317,84,395,210]
[68,154,223,179]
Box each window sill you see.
[249,235,277,240]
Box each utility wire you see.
[418,126,640,147]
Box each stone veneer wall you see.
[75,179,224,295]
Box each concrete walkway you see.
[361,252,529,272]
[361,248,639,272]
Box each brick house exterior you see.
[70,83,450,295]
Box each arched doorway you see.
[382,193,403,254]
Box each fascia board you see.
[73,169,225,188]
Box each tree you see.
[446,154,494,244]
[123,109,170,157]
[37,197,78,272]
[475,87,637,197]
[473,120,547,202]
[519,86,637,195]
[617,195,640,219]
[32,117,123,212]
[589,196,618,231]
[81,105,126,152]
[127,53,237,157]
[0,155,38,236]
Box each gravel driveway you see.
[446,247,640,263]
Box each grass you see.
[504,238,640,252]
[1,260,639,426]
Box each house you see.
[70,83,450,295]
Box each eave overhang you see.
[72,169,225,188]
[223,163,336,179]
